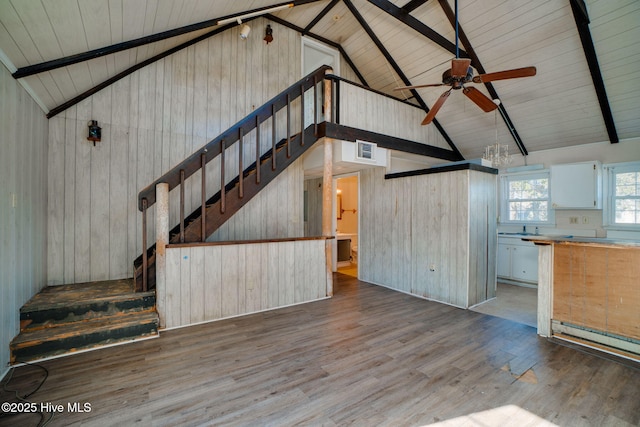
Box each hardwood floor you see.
[1,274,638,426]
[471,282,537,327]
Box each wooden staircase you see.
[133,65,331,291]
[10,279,158,363]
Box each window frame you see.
[603,161,640,231]
[499,170,554,225]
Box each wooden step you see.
[10,278,159,364]
[10,311,159,364]
[20,279,155,330]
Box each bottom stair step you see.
[10,311,159,364]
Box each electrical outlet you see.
[11,193,17,208]
[582,216,589,224]
[569,216,578,224]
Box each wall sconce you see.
[264,24,273,44]
[238,19,251,40]
[87,120,101,146]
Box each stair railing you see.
[137,65,333,291]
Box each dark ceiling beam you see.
[265,13,368,87]
[304,0,340,34]
[46,22,237,118]
[401,0,428,13]
[570,0,618,143]
[12,0,325,79]
[438,0,528,156]
[343,0,463,160]
[368,0,467,58]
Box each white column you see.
[155,183,169,328]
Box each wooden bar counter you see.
[524,236,640,361]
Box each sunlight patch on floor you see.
[426,405,557,426]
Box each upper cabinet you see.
[551,161,602,209]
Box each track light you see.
[217,4,293,26]
[238,20,251,40]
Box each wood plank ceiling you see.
[1,0,638,161]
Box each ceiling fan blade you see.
[421,90,451,125]
[451,58,472,78]
[463,87,499,112]
[472,66,536,83]
[394,83,446,91]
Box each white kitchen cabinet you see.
[497,236,538,285]
[550,161,602,209]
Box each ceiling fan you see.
[394,1,536,125]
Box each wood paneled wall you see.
[161,239,328,329]
[304,177,323,237]
[359,167,496,308]
[0,63,49,376]
[338,81,451,151]
[47,19,305,285]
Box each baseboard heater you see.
[552,320,640,361]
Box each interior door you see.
[302,37,340,127]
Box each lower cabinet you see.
[498,237,538,285]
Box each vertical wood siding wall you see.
[47,19,305,285]
[338,82,451,150]
[359,168,496,308]
[161,239,328,329]
[0,64,49,376]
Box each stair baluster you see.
[180,169,185,243]
[239,128,244,198]
[220,140,226,214]
[256,115,261,184]
[286,93,291,158]
[201,153,206,241]
[141,198,148,292]
[300,84,305,146]
[271,104,277,171]
[313,75,318,136]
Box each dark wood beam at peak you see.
[343,0,463,160]
[437,0,528,157]
[12,0,325,79]
[570,0,618,143]
[304,0,340,34]
[368,0,466,58]
[401,0,429,14]
[46,23,236,118]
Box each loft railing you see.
[136,65,333,291]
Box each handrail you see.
[325,74,425,110]
[135,64,332,291]
[137,64,332,211]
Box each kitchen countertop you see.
[518,234,640,248]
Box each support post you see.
[155,183,169,328]
[537,243,553,337]
[322,68,334,297]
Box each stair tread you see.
[21,279,154,313]
[11,311,159,347]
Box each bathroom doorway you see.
[334,174,359,278]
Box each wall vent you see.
[356,140,376,162]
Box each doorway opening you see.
[334,174,358,278]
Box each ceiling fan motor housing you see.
[442,67,474,88]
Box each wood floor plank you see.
[1,273,639,427]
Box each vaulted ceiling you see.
[1,0,638,161]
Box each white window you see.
[500,171,553,224]
[604,161,640,229]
